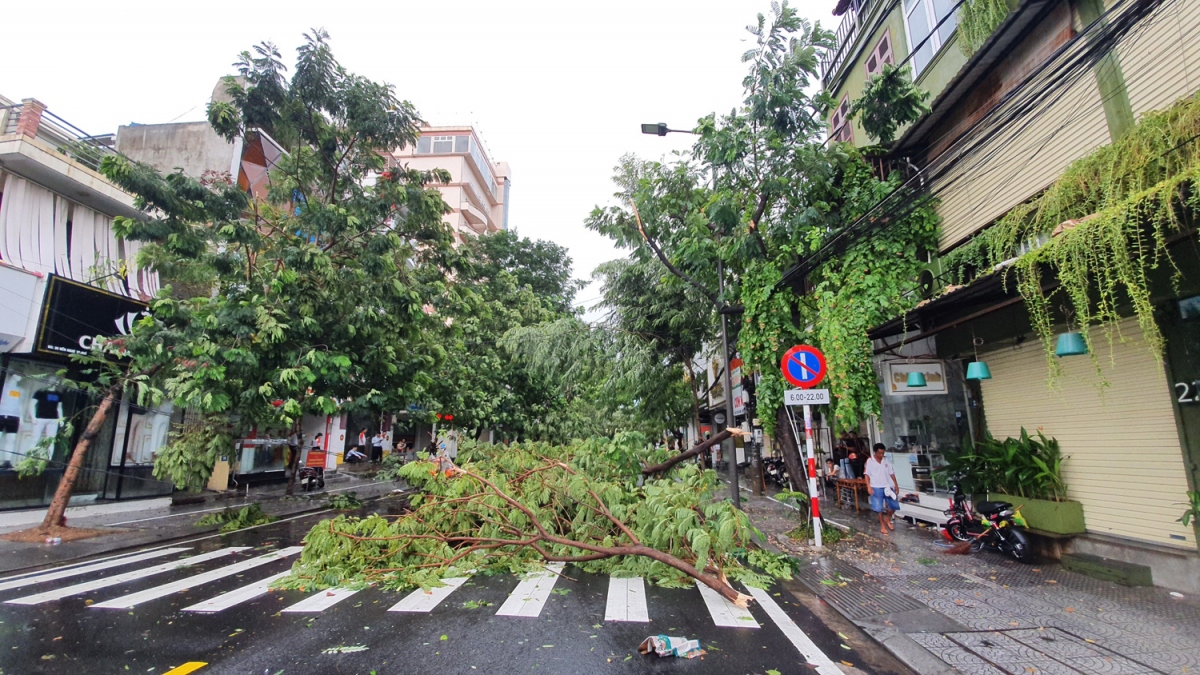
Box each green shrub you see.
[936,429,1068,501]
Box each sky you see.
[1,0,832,314]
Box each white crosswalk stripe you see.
[4,547,249,606]
[388,576,470,613]
[604,576,650,622]
[495,563,564,617]
[0,548,191,592]
[282,586,360,613]
[90,547,303,610]
[181,571,290,613]
[697,581,759,628]
[746,585,841,674]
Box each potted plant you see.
[937,429,1085,535]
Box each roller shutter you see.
[978,318,1194,548]
[1118,0,1200,118]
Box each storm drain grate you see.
[936,626,1171,674]
[796,561,923,619]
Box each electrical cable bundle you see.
[782,0,1186,286]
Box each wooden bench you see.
[1060,552,1153,587]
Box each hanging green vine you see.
[958,0,1013,57]
[940,90,1200,379]
[738,153,940,432]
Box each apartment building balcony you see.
[820,0,871,85]
[0,99,141,221]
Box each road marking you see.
[5,547,250,606]
[388,577,470,613]
[746,585,841,674]
[604,576,650,622]
[90,547,303,610]
[282,586,360,613]
[0,548,191,592]
[163,662,207,675]
[495,563,565,617]
[181,571,291,613]
[697,581,759,628]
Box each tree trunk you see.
[642,429,734,475]
[774,406,807,494]
[40,390,118,531]
[686,363,702,446]
[285,418,301,497]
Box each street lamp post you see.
[641,122,740,508]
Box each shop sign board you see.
[34,275,148,358]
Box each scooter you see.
[943,475,1034,563]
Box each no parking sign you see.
[780,345,826,389]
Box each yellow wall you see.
[979,319,1194,548]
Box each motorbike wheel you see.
[1004,528,1034,563]
[946,519,971,542]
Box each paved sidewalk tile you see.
[737,489,1200,675]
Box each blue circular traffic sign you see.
[781,345,827,389]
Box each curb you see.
[752,512,954,675]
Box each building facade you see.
[391,126,511,242]
[817,0,1200,590]
[0,96,173,511]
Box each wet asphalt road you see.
[0,502,911,675]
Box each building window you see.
[903,0,957,77]
[416,135,465,154]
[830,96,853,143]
[865,30,894,77]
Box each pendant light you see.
[905,357,927,387]
[1055,305,1089,357]
[966,334,992,380]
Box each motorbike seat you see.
[975,501,1011,515]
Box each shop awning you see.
[868,271,1038,352]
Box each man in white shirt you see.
[864,443,900,535]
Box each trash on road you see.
[638,635,706,659]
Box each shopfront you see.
[0,275,173,510]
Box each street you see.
[0,506,911,675]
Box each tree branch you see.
[628,200,720,307]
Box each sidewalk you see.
[740,490,1200,675]
[0,471,405,576]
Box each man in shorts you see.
[864,443,900,534]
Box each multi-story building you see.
[0,96,173,513]
[391,126,511,242]
[808,0,1200,590]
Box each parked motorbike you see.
[762,457,790,488]
[943,475,1034,563]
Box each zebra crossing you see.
[0,544,842,674]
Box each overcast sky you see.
[1,0,831,313]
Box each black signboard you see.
[35,275,148,358]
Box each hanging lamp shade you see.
[906,370,928,387]
[1055,332,1088,357]
[966,361,992,380]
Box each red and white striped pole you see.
[802,403,822,548]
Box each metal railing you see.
[1,103,117,172]
[819,0,869,84]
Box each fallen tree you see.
[640,428,736,475]
[284,434,795,606]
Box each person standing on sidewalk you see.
[864,443,900,534]
[370,432,384,463]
